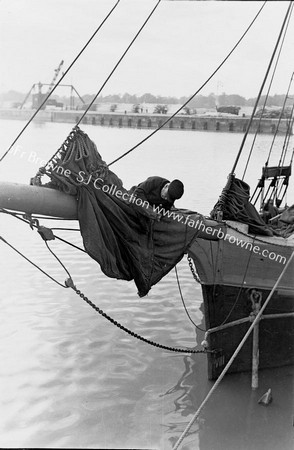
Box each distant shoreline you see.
[0,107,290,135]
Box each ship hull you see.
[201,284,294,380]
[188,221,294,379]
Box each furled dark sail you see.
[211,176,273,236]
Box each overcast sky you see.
[0,0,293,99]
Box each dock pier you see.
[0,109,290,134]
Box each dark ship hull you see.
[188,221,294,379]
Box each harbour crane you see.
[20,60,84,110]
[47,60,64,93]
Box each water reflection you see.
[165,349,294,450]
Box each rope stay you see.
[0,235,68,288]
[175,264,205,332]
[0,207,87,253]
[249,73,294,208]
[242,6,294,181]
[0,0,121,163]
[172,250,294,450]
[108,1,267,167]
[75,0,162,127]
[39,0,162,174]
[230,1,293,176]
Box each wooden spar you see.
[251,290,262,390]
[0,181,78,219]
[251,321,259,389]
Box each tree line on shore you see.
[0,90,291,109]
[82,92,291,108]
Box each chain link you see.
[187,255,201,283]
[66,279,211,355]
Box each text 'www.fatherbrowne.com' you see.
[153,205,287,265]
[48,172,287,266]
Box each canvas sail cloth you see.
[211,176,274,236]
[46,128,218,297]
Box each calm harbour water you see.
[0,119,293,450]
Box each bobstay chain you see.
[65,277,211,355]
[0,213,210,356]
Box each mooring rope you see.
[0,0,121,163]
[172,250,294,450]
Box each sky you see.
[0,0,294,99]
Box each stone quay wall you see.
[0,109,290,134]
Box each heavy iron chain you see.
[187,255,201,284]
[66,278,211,355]
[0,213,208,355]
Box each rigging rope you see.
[0,207,87,253]
[108,1,267,167]
[175,265,204,331]
[267,76,293,168]
[41,0,162,173]
[276,93,294,170]
[0,235,68,288]
[218,237,256,327]
[231,1,293,176]
[75,0,162,127]
[242,6,294,181]
[249,77,294,208]
[0,0,121,163]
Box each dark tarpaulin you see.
[211,176,274,236]
[47,128,210,296]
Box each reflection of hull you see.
[188,221,294,379]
